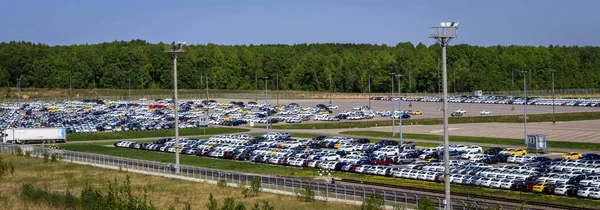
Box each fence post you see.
[394,192,397,207]
[415,195,419,207]
[438,197,442,209]
[352,186,356,202]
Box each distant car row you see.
[370,96,600,107]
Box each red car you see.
[371,156,393,165]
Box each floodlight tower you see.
[429,21,459,210]
[263,76,269,138]
[390,73,396,137]
[166,41,185,174]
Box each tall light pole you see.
[16,77,21,108]
[368,74,371,109]
[69,70,73,97]
[551,69,556,125]
[329,73,333,104]
[390,72,396,137]
[128,75,131,109]
[166,41,185,174]
[522,71,528,145]
[276,73,279,106]
[255,71,258,101]
[429,21,459,210]
[263,76,269,138]
[396,74,403,145]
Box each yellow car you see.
[221,116,232,121]
[562,152,582,160]
[532,182,549,193]
[506,149,527,156]
[411,110,423,115]
[334,142,345,149]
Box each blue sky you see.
[1,0,598,46]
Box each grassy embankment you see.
[268,112,600,130]
[67,127,249,141]
[340,131,600,151]
[0,153,353,210]
[57,143,600,209]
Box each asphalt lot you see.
[366,120,600,143]
[216,98,600,120]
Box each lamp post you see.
[551,69,556,125]
[17,77,21,108]
[429,21,459,210]
[390,73,396,137]
[166,41,185,174]
[329,73,333,104]
[276,73,279,106]
[522,71,529,146]
[396,74,403,145]
[263,76,269,138]
[368,74,371,109]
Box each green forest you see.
[0,40,599,93]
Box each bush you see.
[43,151,50,162]
[417,198,435,210]
[25,151,31,157]
[360,192,384,210]
[250,178,261,196]
[221,197,246,210]
[0,156,15,177]
[295,185,315,202]
[51,153,62,162]
[206,194,218,210]
[241,188,250,198]
[251,200,274,210]
[15,147,22,156]
[217,179,228,188]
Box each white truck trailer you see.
[2,128,67,144]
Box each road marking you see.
[429,128,460,134]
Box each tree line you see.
[0,40,599,93]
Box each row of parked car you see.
[113,134,600,200]
[371,96,600,107]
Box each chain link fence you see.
[0,143,546,210]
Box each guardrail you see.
[0,144,562,210]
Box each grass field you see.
[340,131,600,151]
[67,127,249,141]
[7,88,600,100]
[0,153,353,210]
[267,112,600,130]
[57,143,600,209]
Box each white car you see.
[460,152,480,159]
[464,145,483,153]
[455,109,467,114]
[327,105,338,109]
[578,187,596,198]
[480,110,492,115]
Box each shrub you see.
[241,188,250,198]
[251,200,274,210]
[51,153,61,162]
[295,185,315,202]
[206,194,218,210]
[15,147,23,156]
[0,156,15,177]
[417,198,435,210]
[361,192,384,210]
[42,151,50,162]
[250,178,261,196]
[217,179,228,188]
[221,197,246,210]
[25,151,31,157]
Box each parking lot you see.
[216,98,600,120]
[113,133,600,200]
[364,120,600,143]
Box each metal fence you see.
[0,144,539,210]
[2,88,600,103]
